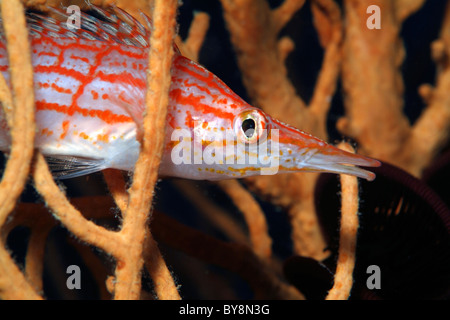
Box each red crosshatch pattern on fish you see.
[0,5,380,181]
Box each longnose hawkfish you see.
[0,5,380,181]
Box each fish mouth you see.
[299,147,381,181]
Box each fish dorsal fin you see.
[45,155,107,179]
[1,4,181,53]
[25,4,153,48]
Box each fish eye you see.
[235,109,269,144]
[242,118,256,138]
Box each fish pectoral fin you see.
[44,155,107,179]
[109,87,145,142]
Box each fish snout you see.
[295,143,381,181]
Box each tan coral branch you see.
[103,169,180,299]
[103,169,129,214]
[143,233,180,300]
[339,0,450,178]
[338,0,411,161]
[403,0,450,176]
[0,73,13,128]
[0,0,41,300]
[221,0,343,260]
[178,12,210,62]
[152,210,305,300]
[0,246,42,299]
[394,0,426,23]
[172,180,249,245]
[24,223,53,293]
[220,0,308,127]
[113,0,180,300]
[33,153,121,255]
[277,36,295,62]
[309,0,343,131]
[326,142,359,300]
[216,180,272,259]
[272,0,306,33]
[13,197,303,300]
[0,0,36,228]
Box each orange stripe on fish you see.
[0,5,380,181]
